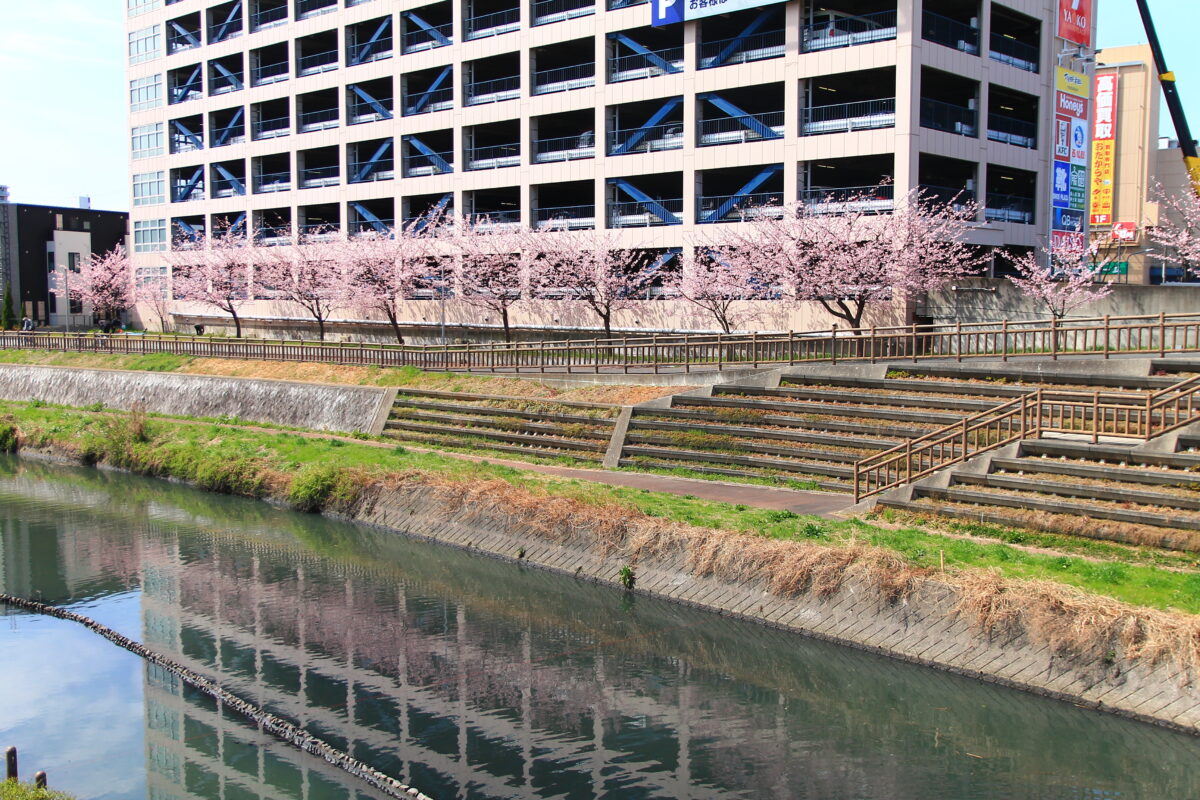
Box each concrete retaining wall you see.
[0,365,393,434]
[353,486,1200,736]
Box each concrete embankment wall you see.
[0,365,393,434]
[352,486,1200,736]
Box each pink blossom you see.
[1006,241,1114,319]
[53,246,133,323]
[166,225,254,337]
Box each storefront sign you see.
[1058,0,1093,48]
[1070,164,1088,210]
[1056,66,1090,98]
[651,0,784,26]
[1112,222,1137,241]
[1090,72,1118,225]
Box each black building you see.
[0,187,128,326]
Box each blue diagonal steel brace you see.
[403,11,450,46]
[351,17,392,65]
[348,84,393,119]
[351,202,389,234]
[211,60,244,92]
[353,139,393,182]
[173,218,200,240]
[709,7,777,68]
[210,0,242,42]
[608,33,681,73]
[410,65,452,114]
[701,163,782,223]
[213,107,244,147]
[413,193,452,232]
[608,178,681,225]
[405,136,451,173]
[176,167,205,202]
[169,20,201,48]
[646,247,682,274]
[698,92,782,140]
[610,97,682,155]
[173,65,202,103]
[212,163,246,196]
[171,119,204,150]
[229,211,247,234]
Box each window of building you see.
[129,25,162,64]
[132,123,165,159]
[128,0,162,15]
[134,220,169,252]
[131,75,163,111]
[133,171,166,206]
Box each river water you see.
[0,458,1197,799]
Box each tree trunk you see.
[316,317,326,341]
[601,310,612,339]
[386,310,405,345]
[230,309,242,338]
[501,306,512,343]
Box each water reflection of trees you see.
[5,461,1200,799]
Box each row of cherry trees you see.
[61,184,1200,339]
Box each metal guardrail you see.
[8,312,1200,376]
[853,373,1200,502]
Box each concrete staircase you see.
[381,389,618,463]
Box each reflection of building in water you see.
[137,530,726,800]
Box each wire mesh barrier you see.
[5,312,1200,374]
[853,375,1200,502]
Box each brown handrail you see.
[853,373,1200,502]
[6,309,1200,372]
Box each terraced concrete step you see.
[635,406,926,439]
[621,445,853,478]
[951,472,1200,512]
[780,374,1034,398]
[676,395,962,425]
[990,457,1200,489]
[913,485,1200,532]
[882,363,1174,390]
[714,384,998,412]
[1020,440,1200,470]
[626,417,898,450]
[617,458,848,492]
[385,420,605,452]
[394,388,618,412]
[624,432,865,463]
[386,411,611,440]
[391,430,602,462]
[877,498,1200,551]
[392,398,612,427]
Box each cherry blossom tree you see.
[1149,187,1200,276]
[257,235,353,341]
[670,245,770,333]
[134,267,174,332]
[1006,242,1114,319]
[529,230,659,338]
[726,186,984,333]
[54,246,133,323]
[167,226,253,337]
[342,220,441,345]
[454,219,532,342]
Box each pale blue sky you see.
[0,0,1194,212]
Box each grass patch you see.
[0,782,76,800]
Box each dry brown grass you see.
[180,358,681,404]
[385,476,1200,675]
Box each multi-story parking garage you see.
[124,0,1088,332]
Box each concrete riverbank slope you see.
[0,364,394,434]
[350,483,1200,736]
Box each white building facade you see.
[125,0,1088,335]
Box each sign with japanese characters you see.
[1052,162,1071,209]
[1057,0,1093,48]
[1090,72,1118,225]
[1056,66,1091,99]
[651,0,785,26]
[1112,222,1137,241]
